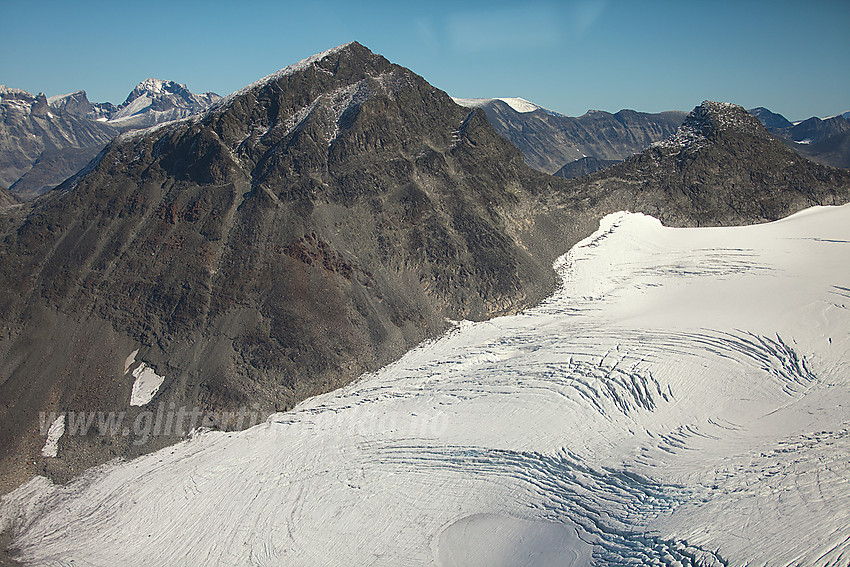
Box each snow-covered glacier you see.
[3,205,849,566]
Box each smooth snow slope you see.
[3,206,850,566]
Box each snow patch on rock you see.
[40,415,65,458]
[130,363,165,406]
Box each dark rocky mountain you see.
[553,156,620,179]
[0,44,848,500]
[0,86,118,200]
[748,107,850,168]
[0,42,589,492]
[453,97,686,174]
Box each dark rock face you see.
[457,98,685,174]
[748,107,850,168]
[554,156,620,179]
[1,49,848,498]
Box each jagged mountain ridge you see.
[0,44,849,499]
[454,97,686,174]
[0,86,118,200]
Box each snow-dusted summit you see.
[108,78,221,128]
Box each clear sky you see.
[1,0,848,121]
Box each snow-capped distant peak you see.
[452,96,564,116]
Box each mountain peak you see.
[211,41,363,112]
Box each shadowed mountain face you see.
[455,98,686,175]
[553,156,620,179]
[0,45,848,496]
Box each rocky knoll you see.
[574,101,850,226]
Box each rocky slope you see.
[0,45,848,499]
[0,186,17,210]
[454,97,686,174]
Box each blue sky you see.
[1,0,848,121]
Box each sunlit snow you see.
[3,204,850,566]
[452,96,561,115]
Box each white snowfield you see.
[3,205,850,566]
[452,96,560,115]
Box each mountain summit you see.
[108,78,221,128]
[576,101,850,226]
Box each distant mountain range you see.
[748,106,850,168]
[0,81,220,200]
[453,97,686,177]
[454,97,850,180]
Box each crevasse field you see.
[2,205,849,566]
